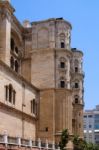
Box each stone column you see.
[3,131,8,147]
[49,21,55,48]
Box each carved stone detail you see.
[0,8,11,22]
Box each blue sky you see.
[11,0,99,110]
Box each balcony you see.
[0,133,59,150]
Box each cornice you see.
[73,103,84,109]
[0,1,15,14]
[71,72,85,79]
[0,101,37,121]
[40,88,72,93]
[12,15,23,32]
[31,48,73,56]
[71,48,83,56]
[31,18,72,29]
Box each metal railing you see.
[0,133,59,150]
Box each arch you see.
[60,33,65,39]
[11,28,23,47]
[59,57,67,62]
[15,46,18,54]
[60,76,65,80]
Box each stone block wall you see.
[0,61,38,140]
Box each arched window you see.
[15,47,18,54]
[11,38,15,51]
[10,56,14,69]
[15,60,19,73]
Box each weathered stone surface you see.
[0,0,84,144]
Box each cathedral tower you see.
[0,0,84,144]
[23,18,84,142]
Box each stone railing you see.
[0,133,59,150]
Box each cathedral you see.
[0,0,84,144]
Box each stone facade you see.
[0,60,38,139]
[0,0,84,144]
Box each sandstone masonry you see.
[0,0,84,145]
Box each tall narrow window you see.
[5,84,16,105]
[9,84,12,103]
[33,99,35,114]
[45,127,48,132]
[75,98,78,104]
[74,95,79,104]
[10,56,14,69]
[31,99,37,115]
[5,85,8,101]
[61,42,65,48]
[15,60,19,73]
[60,81,65,88]
[75,83,79,88]
[60,62,65,68]
[15,47,18,54]
[75,67,78,73]
[13,90,16,105]
[31,100,33,113]
[11,38,15,51]
[74,59,79,73]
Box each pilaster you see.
[0,0,14,66]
